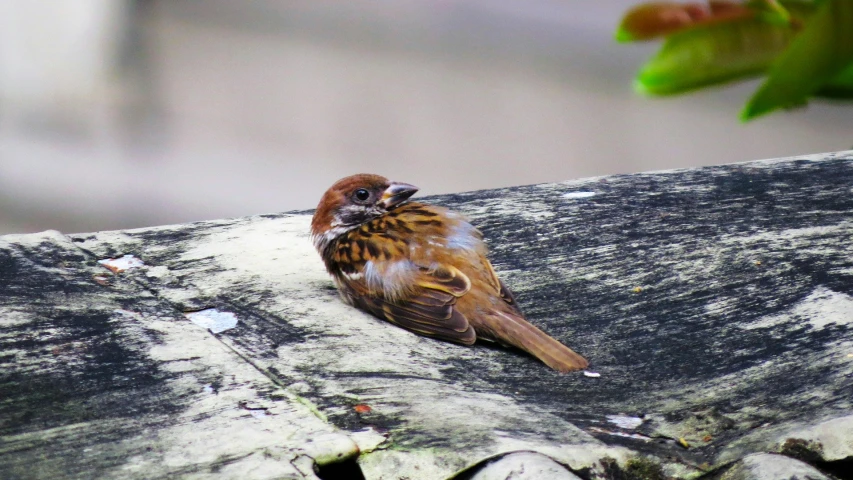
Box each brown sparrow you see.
[311,174,589,372]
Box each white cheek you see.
[313,226,353,252]
[337,204,364,219]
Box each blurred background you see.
[1,0,852,235]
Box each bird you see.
[311,174,589,372]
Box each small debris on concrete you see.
[354,404,372,414]
[98,255,144,273]
[238,401,269,416]
[588,427,652,442]
[562,191,597,199]
[583,371,601,378]
[607,415,644,430]
[185,309,239,334]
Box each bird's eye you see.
[353,188,371,202]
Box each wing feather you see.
[416,265,471,296]
[483,258,523,314]
[346,264,476,345]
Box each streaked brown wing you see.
[350,264,476,345]
[483,258,523,314]
[497,278,523,314]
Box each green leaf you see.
[748,0,792,27]
[742,0,853,120]
[635,18,797,95]
[816,62,853,99]
[615,2,755,43]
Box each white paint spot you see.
[350,427,388,453]
[588,427,651,442]
[742,287,853,330]
[98,254,144,273]
[606,415,644,430]
[185,309,239,334]
[202,384,215,394]
[562,191,596,199]
[583,371,601,378]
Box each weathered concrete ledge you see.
[2,151,853,480]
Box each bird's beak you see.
[380,182,419,208]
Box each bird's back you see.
[329,201,589,372]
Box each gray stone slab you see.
[3,151,853,479]
[464,452,581,480]
[719,453,831,480]
[0,232,359,479]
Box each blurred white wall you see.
[0,1,128,112]
[1,0,852,234]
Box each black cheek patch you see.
[338,208,368,227]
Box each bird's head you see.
[311,174,419,253]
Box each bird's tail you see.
[492,312,588,372]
